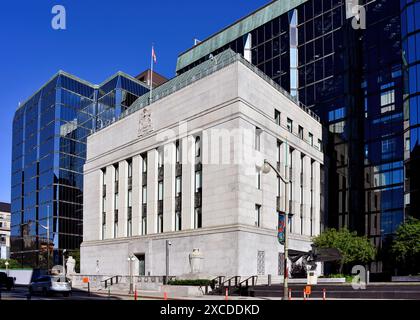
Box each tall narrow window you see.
[275,110,281,125]
[175,212,182,231]
[255,205,261,227]
[195,136,201,158]
[255,127,262,151]
[287,118,293,133]
[195,171,202,193]
[309,133,314,146]
[298,126,304,139]
[142,156,147,173]
[142,186,147,204]
[158,181,164,201]
[101,168,106,240]
[176,176,182,197]
[158,148,164,168]
[256,167,261,190]
[176,141,181,164]
[194,208,202,229]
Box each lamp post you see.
[165,240,172,285]
[62,249,67,276]
[127,255,135,294]
[261,141,290,301]
[39,205,51,273]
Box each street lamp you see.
[165,240,172,285]
[260,141,290,301]
[127,255,136,294]
[5,261,9,276]
[62,249,67,276]
[39,205,51,273]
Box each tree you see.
[391,217,420,275]
[0,259,21,269]
[313,228,376,274]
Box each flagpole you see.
[149,45,154,104]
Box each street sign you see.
[82,277,90,283]
[278,213,286,245]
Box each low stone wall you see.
[392,276,420,282]
[160,285,205,297]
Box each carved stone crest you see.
[138,108,153,137]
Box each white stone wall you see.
[81,61,323,277]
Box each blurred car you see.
[0,272,15,291]
[29,275,72,297]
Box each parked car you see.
[29,275,72,297]
[0,272,15,291]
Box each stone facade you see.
[81,59,323,278]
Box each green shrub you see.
[167,279,212,286]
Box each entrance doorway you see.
[135,254,146,276]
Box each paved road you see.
[0,285,124,300]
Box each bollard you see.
[288,288,292,301]
[323,288,327,301]
[268,274,272,287]
[108,287,111,299]
[225,288,229,301]
[303,289,306,301]
[88,282,91,296]
[134,290,138,301]
[164,292,168,300]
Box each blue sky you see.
[0,0,269,203]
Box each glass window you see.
[309,133,314,146]
[158,149,164,168]
[114,165,119,182]
[175,212,182,231]
[255,127,262,151]
[256,167,261,190]
[275,110,281,125]
[176,141,181,163]
[142,186,147,204]
[287,118,293,132]
[195,171,202,192]
[142,156,147,173]
[298,126,304,139]
[127,160,132,178]
[158,182,163,201]
[128,190,132,208]
[176,176,182,196]
[195,137,201,158]
[255,205,261,227]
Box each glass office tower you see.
[175,0,414,273]
[401,0,420,221]
[11,71,149,268]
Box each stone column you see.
[105,164,115,239]
[132,155,142,236]
[312,161,321,236]
[164,142,176,232]
[291,148,302,235]
[118,160,128,238]
[279,141,287,213]
[147,149,158,234]
[302,155,312,236]
[83,170,101,242]
[182,136,195,230]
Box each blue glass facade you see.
[401,0,420,222]
[176,0,416,273]
[11,72,148,268]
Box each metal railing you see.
[238,276,258,290]
[101,276,121,289]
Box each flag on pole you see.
[152,46,157,64]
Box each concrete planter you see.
[161,285,205,297]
